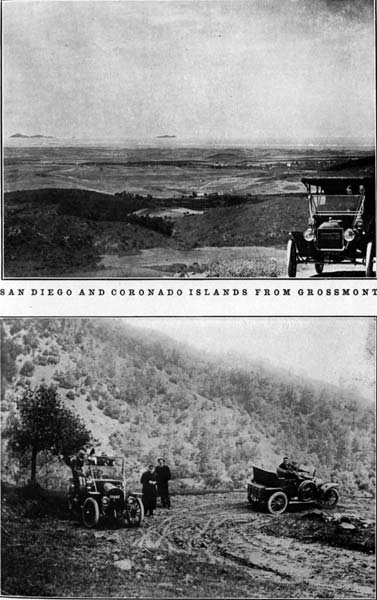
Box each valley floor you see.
[2,491,374,598]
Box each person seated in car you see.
[278,456,300,480]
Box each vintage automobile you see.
[287,175,375,277]
[68,455,144,528]
[247,465,339,515]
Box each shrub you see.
[35,355,48,366]
[205,257,283,278]
[20,361,35,377]
[47,355,59,365]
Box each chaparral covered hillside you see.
[1,318,375,493]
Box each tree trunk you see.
[31,446,38,484]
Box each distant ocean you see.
[4,136,375,149]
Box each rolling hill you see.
[1,318,375,494]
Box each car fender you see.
[319,482,338,495]
[288,231,315,257]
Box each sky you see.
[3,0,375,142]
[125,317,375,402]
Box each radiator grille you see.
[317,228,343,250]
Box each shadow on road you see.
[310,270,374,278]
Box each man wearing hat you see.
[155,457,171,509]
[70,448,87,496]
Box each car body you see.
[287,175,375,277]
[247,465,339,515]
[68,455,144,528]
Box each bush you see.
[66,391,75,400]
[205,257,283,278]
[47,355,59,365]
[20,361,35,377]
[34,355,48,366]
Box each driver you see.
[278,456,300,480]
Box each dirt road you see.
[92,493,375,598]
[3,491,374,598]
[69,247,374,278]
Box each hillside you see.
[1,318,375,494]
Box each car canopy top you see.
[302,175,375,195]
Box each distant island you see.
[156,134,176,139]
[10,133,54,139]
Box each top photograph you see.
[2,0,375,279]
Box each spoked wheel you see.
[126,495,144,527]
[315,263,324,275]
[267,491,288,515]
[365,241,374,277]
[319,488,339,509]
[287,239,297,278]
[298,481,317,503]
[82,497,100,528]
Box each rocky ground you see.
[1,490,375,598]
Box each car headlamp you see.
[343,228,355,242]
[303,227,315,242]
[101,496,110,506]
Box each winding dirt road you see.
[91,493,375,598]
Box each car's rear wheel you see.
[319,488,339,509]
[365,241,374,277]
[126,495,144,527]
[287,240,297,278]
[82,497,100,528]
[315,263,324,275]
[267,491,288,515]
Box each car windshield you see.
[309,194,364,214]
[86,456,124,479]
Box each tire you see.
[287,240,297,278]
[315,263,324,275]
[82,497,100,528]
[319,488,339,509]
[126,495,144,527]
[365,241,374,277]
[267,491,288,515]
[298,481,317,503]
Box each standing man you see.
[155,457,171,509]
[69,447,87,496]
[140,464,157,517]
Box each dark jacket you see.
[278,461,299,479]
[155,465,171,485]
[141,470,157,509]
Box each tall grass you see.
[205,257,284,277]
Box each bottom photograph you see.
[1,317,375,599]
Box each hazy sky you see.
[3,0,375,141]
[126,317,375,402]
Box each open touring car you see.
[287,176,375,277]
[68,455,144,528]
[247,465,339,515]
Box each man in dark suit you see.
[140,464,157,516]
[155,458,171,509]
[278,456,299,479]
